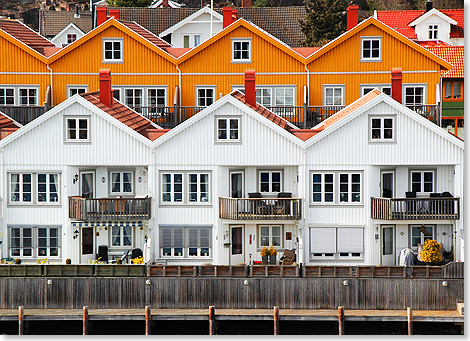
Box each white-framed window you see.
[10,226,61,258]
[9,173,60,204]
[404,85,425,106]
[102,38,123,63]
[148,88,166,107]
[361,84,391,96]
[231,38,252,63]
[428,24,438,40]
[65,117,89,141]
[310,226,363,259]
[112,86,167,111]
[231,85,297,111]
[361,36,382,61]
[323,85,344,106]
[160,226,212,258]
[259,170,282,193]
[216,117,240,141]
[161,171,211,204]
[67,85,88,98]
[111,225,133,247]
[124,88,143,108]
[67,33,77,44]
[410,170,434,194]
[370,116,395,141]
[311,171,362,204]
[410,225,434,249]
[183,34,202,48]
[196,86,216,107]
[110,171,134,195]
[0,86,39,106]
[259,225,282,247]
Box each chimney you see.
[426,0,433,12]
[244,70,256,107]
[99,69,113,107]
[347,5,359,31]
[74,4,80,18]
[232,8,237,22]
[223,7,232,28]
[391,68,402,104]
[96,7,107,26]
[162,0,170,7]
[109,9,119,20]
[242,0,252,7]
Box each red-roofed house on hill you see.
[375,3,464,46]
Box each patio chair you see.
[108,249,129,264]
[280,249,296,265]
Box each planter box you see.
[42,265,94,277]
[0,265,43,277]
[95,265,146,277]
[199,265,248,277]
[147,265,197,277]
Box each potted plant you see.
[420,239,443,263]
[269,245,277,265]
[261,246,270,265]
[224,242,231,248]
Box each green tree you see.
[106,0,152,7]
[299,0,349,47]
[253,0,271,7]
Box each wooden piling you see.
[18,306,24,335]
[145,306,151,335]
[273,306,280,335]
[338,306,345,335]
[83,306,88,335]
[209,306,216,335]
[407,307,413,335]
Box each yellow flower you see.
[269,245,277,256]
[421,239,442,263]
[132,256,144,264]
[260,246,270,256]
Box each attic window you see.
[67,34,77,44]
[370,116,395,141]
[361,37,382,62]
[216,117,241,142]
[231,38,252,63]
[103,38,123,63]
[428,25,438,40]
[65,116,90,142]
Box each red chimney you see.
[242,0,252,7]
[223,7,232,28]
[96,7,107,26]
[109,9,119,20]
[99,69,113,107]
[347,5,359,31]
[391,68,403,104]
[232,8,237,22]
[245,70,256,107]
[162,0,170,7]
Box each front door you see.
[230,225,244,265]
[381,225,395,265]
[80,226,95,264]
[381,171,395,198]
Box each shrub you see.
[421,239,442,263]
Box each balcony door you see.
[80,226,95,264]
[80,171,95,198]
[381,225,395,265]
[230,225,244,265]
[230,171,244,198]
[381,170,395,198]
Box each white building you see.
[0,70,463,266]
[50,23,85,48]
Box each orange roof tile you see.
[290,128,323,141]
[376,9,464,39]
[81,91,167,141]
[119,20,171,49]
[0,19,56,55]
[316,89,382,130]
[426,45,464,78]
[163,47,191,58]
[292,47,321,57]
[0,111,22,139]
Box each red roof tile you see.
[119,20,171,49]
[425,45,464,78]
[163,47,191,58]
[290,128,323,141]
[292,47,321,57]
[0,111,22,139]
[376,9,464,39]
[0,19,55,55]
[81,91,168,141]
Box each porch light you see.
[73,174,78,184]
[146,280,151,285]
[442,281,448,287]
[73,230,79,239]
[244,280,249,286]
[343,280,349,286]
[47,280,52,285]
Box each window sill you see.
[368,139,397,144]
[64,140,92,144]
[102,60,124,64]
[159,203,212,207]
[7,203,62,207]
[360,59,382,63]
[309,203,364,207]
[231,60,252,64]
[214,141,242,145]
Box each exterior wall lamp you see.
[73,174,78,184]
[73,230,79,239]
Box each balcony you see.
[0,106,46,125]
[219,197,302,220]
[371,197,460,221]
[69,196,151,221]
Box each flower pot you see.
[269,255,277,265]
[262,255,268,265]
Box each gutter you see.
[176,64,182,105]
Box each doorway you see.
[381,225,395,265]
[381,171,395,198]
[230,171,244,198]
[80,226,95,264]
[80,171,95,198]
[230,225,244,265]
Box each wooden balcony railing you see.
[69,196,151,221]
[371,197,460,220]
[219,197,302,220]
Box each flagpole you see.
[210,0,213,37]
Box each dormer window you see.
[428,25,438,40]
[361,37,382,62]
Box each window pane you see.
[453,82,461,99]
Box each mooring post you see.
[407,307,413,335]
[145,306,151,335]
[338,306,345,335]
[83,306,89,335]
[18,306,24,335]
[273,306,280,335]
[209,306,216,335]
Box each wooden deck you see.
[0,308,463,323]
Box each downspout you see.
[439,69,451,129]
[46,64,53,107]
[176,64,182,123]
[304,64,310,129]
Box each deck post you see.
[338,306,345,335]
[145,306,151,335]
[18,306,24,335]
[209,306,216,335]
[273,306,280,335]
[83,306,89,335]
[407,307,413,335]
